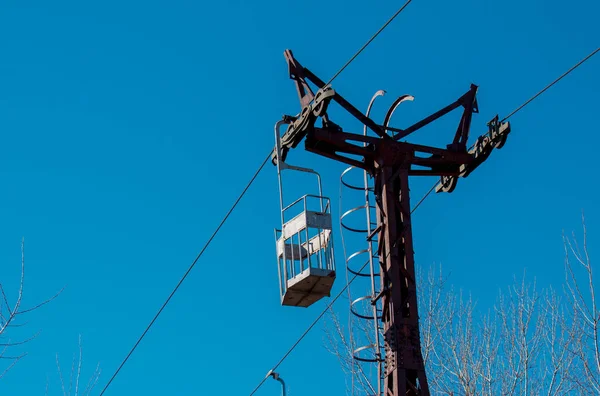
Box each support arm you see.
[283,50,389,139]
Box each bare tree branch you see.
[83,363,101,396]
[0,353,25,381]
[47,336,101,396]
[0,331,40,347]
[17,287,64,316]
[76,334,82,396]
[56,353,66,396]
[326,216,598,395]
[0,239,62,378]
[323,306,377,395]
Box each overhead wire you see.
[99,153,272,395]
[410,45,600,213]
[502,46,599,122]
[411,182,437,214]
[326,0,412,86]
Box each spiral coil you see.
[340,165,383,366]
[339,89,415,394]
[337,90,386,394]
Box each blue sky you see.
[0,0,597,394]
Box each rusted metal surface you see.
[376,165,429,395]
[275,50,510,395]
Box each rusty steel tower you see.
[272,49,510,395]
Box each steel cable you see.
[411,45,599,213]
[502,46,599,122]
[99,152,272,395]
[248,260,370,396]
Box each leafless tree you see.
[46,334,101,396]
[538,286,579,395]
[325,218,596,395]
[0,239,62,380]
[563,214,600,394]
[324,296,379,395]
[418,266,581,395]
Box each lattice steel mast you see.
[272,49,510,395]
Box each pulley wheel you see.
[494,133,508,149]
[439,175,457,193]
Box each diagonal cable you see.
[502,46,599,121]
[99,152,272,395]
[411,45,600,213]
[326,0,412,86]
[248,260,370,396]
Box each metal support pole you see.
[376,164,429,395]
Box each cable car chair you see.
[273,120,336,308]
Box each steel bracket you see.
[436,115,511,192]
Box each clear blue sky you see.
[0,0,597,394]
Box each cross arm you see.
[390,84,479,147]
